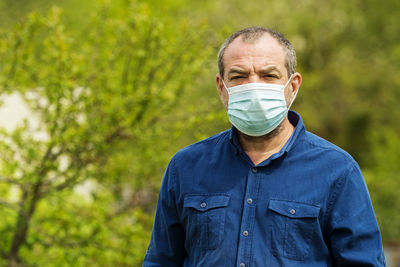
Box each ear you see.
[289,72,302,99]
[216,74,228,109]
[216,74,224,97]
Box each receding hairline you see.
[237,30,274,43]
[218,27,296,79]
[225,32,286,59]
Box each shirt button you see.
[251,167,257,173]
[289,209,296,214]
[200,202,207,208]
[243,230,249,236]
[247,198,253,204]
[240,263,245,267]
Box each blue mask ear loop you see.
[285,75,298,110]
[221,79,229,90]
[220,79,231,109]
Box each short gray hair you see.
[217,26,297,79]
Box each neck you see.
[238,117,294,166]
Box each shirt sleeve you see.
[143,158,185,267]
[326,163,386,266]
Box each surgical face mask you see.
[222,76,297,136]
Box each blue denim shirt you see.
[144,111,385,267]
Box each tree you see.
[0,2,210,266]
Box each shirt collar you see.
[229,125,243,155]
[281,110,305,153]
[229,110,305,156]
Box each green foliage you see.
[365,128,400,242]
[0,1,210,265]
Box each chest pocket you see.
[268,199,321,260]
[183,194,230,250]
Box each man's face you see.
[216,34,299,109]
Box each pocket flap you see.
[268,199,320,218]
[184,194,230,212]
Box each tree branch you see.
[0,199,18,210]
[0,175,18,185]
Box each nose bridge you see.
[248,73,260,83]
[248,63,261,83]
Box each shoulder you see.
[299,130,359,170]
[171,129,231,164]
[297,131,367,203]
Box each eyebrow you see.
[227,65,283,77]
[227,68,248,76]
[259,66,282,76]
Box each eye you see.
[231,76,244,80]
[264,74,278,78]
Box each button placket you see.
[237,164,261,266]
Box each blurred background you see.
[0,0,399,266]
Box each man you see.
[143,26,386,266]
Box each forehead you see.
[223,34,286,73]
